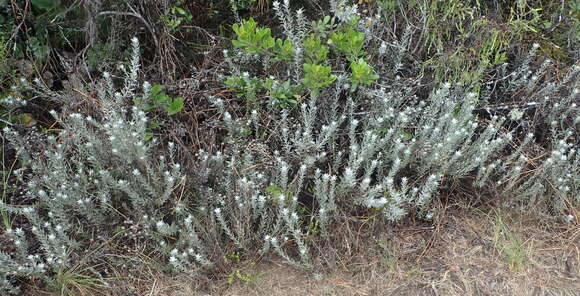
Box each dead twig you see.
[96,11,159,49]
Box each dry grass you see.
[29,204,573,296]
[212,208,578,296]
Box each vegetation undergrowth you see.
[0,0,578,294]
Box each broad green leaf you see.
[150,84,164,96]
[165,97,184,115]
[265,185,283,198]
[20,113,37,127]
[144,132,153,141]
[149,121,161,129]
[153,93,170,103]
[273,38,294,61]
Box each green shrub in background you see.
[162,1,194,33]
[227,8,378,103]
[135,84,184,116]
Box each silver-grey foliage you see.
[0,38,201,293]
[0,1,578,294]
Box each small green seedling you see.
[265,185,295,203]
[136,84,184,115]
[226,269,262,285]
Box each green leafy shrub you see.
[232,18,294,61]
[232,18,276,55]
[225,3,378,104]
[263,78,302,107]
[304,34,329,64]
